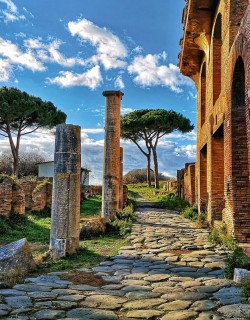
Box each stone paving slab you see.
[0,203,249,319]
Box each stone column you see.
[102,91,124,221]
[119,147,124,210]
[50,124,81,259]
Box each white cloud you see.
[0,37,45,71]
[68,18,127,70]
[174,144,196,158]
[48,65,103,89]
[81,128,104,134]
[0,59,12,81]
[24,38,86,67]
[121,107,134,116]
[0,0,17,13]
[128,52,192,92]
[114,75,125,89]
[0,0,26,23]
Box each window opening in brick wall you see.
[211,124,224,221]
[200,144,208,212]
[213,13,222,105]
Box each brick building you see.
[179,0,250,242]
[177,163,196,206]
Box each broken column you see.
[102,91,124,221]
[50,124,81,259]
[119,147,124,210]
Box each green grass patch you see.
[80,195,102,217]
[39,234,128,272]
[0,212,50,244]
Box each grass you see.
[0,212,50,244]
[0,194,130,274]
[39,234,128,272]
[80,195,102,217]
[128,183,188,212]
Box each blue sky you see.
[0,0,197,183]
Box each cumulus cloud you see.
[68,18,127,70]
[114,75,125,89]
[0,59,12,81]
[0,0,25,22]
[47,65,103,89]
[174,144,196,159]
[128,52,192,93]
[0,37,45,71]
[24,38,85,67]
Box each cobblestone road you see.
[0,202,250,319]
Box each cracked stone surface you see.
[0,202,248,319]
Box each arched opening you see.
[231,56,250,240]
[229,0,248,48]
[213,14,222,105]
[200,62,206,127]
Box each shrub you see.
[29,207,51,218]
[208,224,237,250]
[0,216,10,234]
[8,211,27,226]
[225,247,250,279]
[181,206,198,221]
[158,195,189,212]
[241,282,250,299]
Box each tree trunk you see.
[6,125,20,177]
[146,153,151,187]
[152,147,159,189]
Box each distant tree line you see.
[123,168,168,185]
[0,152,47,178]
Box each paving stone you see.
[191,300,217,311]
[195,312,224,320]
[0,289,26,296]
[161,310,198,320]
[143,274,170,282]
[126,310,163,319]
[159,300,192,311]
[13,284,52,292]
[0,310,9,316]
[80,294,127,309]
[162,291,209,301]
[32,309,66,319]
[217,303,250,318]
[5,296,32,308]
[125,291,161,300]
[57,294,85,302]
[52,301,78,309]
[67,308,118,319]
[123,298,166,309]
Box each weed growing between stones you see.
[208,224,237,250]
[225,247,250,279]
[241,283,250,299]
[181,206,198,221]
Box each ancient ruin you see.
[50,124,81,258]
[179,0,250,241]
[177,163,196,206]
[102,91,124,221]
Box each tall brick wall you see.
[179,1,250,242]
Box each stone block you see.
[0,239,36,285]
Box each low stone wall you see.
[0,176,52,216]
[81,185,102,199]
